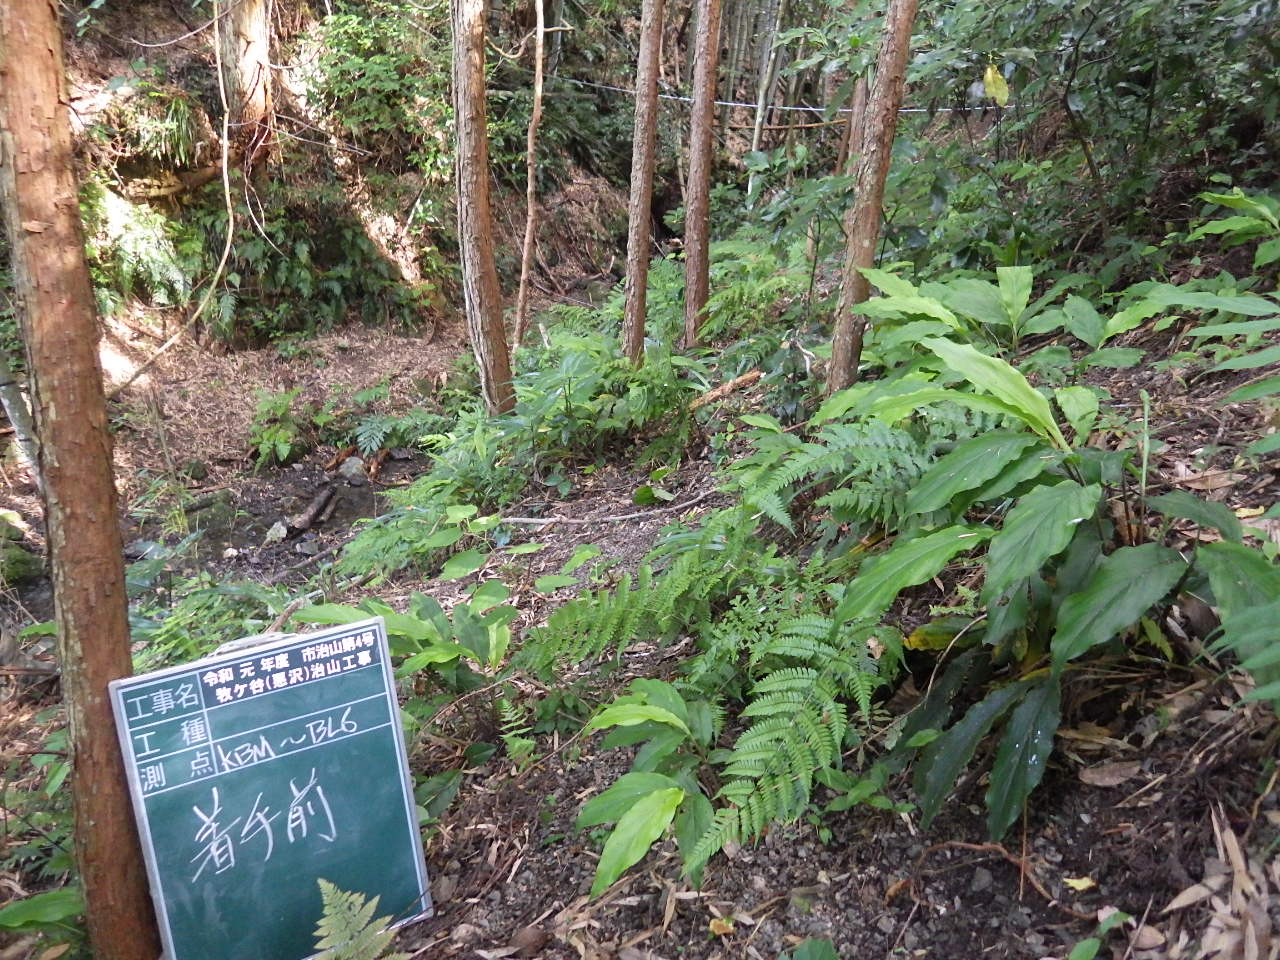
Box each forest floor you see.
[2,314,1279,960]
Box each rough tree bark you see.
[745,0,788,201]
[547,0,567,73]
[836,73,868,177]
[219,0,273,164]
[452,0,516,412]
[682,0,722,348]
[511,0,546,351]
[0,2,162,957]
[621,0,666,364]
[826,0,918,395]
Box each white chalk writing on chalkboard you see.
[189,769,336,882]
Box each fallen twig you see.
[265,542,344,583]
[0,663,57,676]
[501,489,717,526]
[265,594,315,634]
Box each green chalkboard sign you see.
[110,617,430,960]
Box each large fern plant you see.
[313,880,406,960]
[571,553,902,896]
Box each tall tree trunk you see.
[0,3,161,957]
[219,0,273,163]
[621,0,665,364]
[683,0,722,348]
[547,0,567,73]
[511,0,546,352]
[720,0,743,125]
[746,0,787,201]
[826,0,917,395]
[452,0,516,413]
[835,73,868,177]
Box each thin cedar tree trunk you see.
[511,0,546,351]
[621,0,665,364]
[746,0,787,201]
[452,0,516,413]
[719,0,744,126]
[220,0,273,162]
[826,0,918,395]
[0,2,161,956]
[682,0,722,348]
[547,0,567,74]
[836,73,868,176]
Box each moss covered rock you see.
[0,509,26,541]
[0,543,42,584]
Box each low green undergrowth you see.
[528,260,1280,897]
[334,234,813,580]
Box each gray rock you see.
[0,543,42,584]
[123,539,151,560]
[970,866,994,893]
[877,915,897,935]
[450,923,483,944]
[432,874,458,903]
[337,456,367,486]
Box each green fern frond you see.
[518,566,660,674]
[777,613,835,638]
[313,880,407,960]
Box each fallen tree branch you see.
[0,663,57,676]
[501,488,717,526]
[287,484,336,535]
[688,369,761,411]
[264,594,315,634]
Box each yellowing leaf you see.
[709,916,735,936]
[906,616,982,650]
[1064,876,1096,892]
[984,64,1010,107]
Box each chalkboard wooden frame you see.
[110,616,431,960]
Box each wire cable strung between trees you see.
[506,66,1011,114]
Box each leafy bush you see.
[90,75,206,168]
[337,300,710,577]
[80,177,199,317]
[185,163,435,344]
[308,0,453,187]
